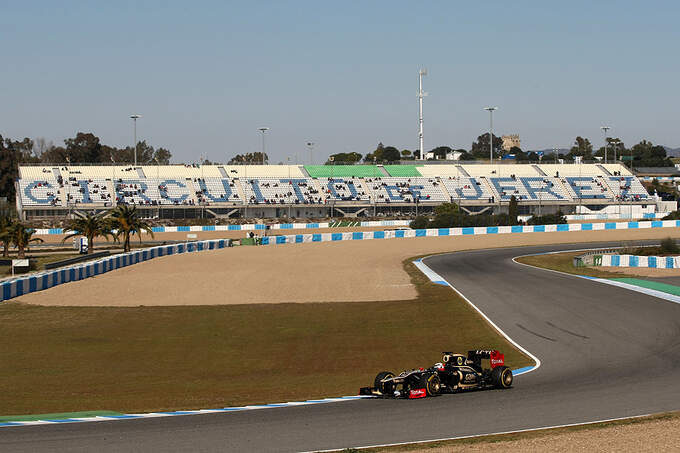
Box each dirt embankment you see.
[16,227,680,307]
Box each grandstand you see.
[16,163,659,220]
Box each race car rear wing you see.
[467,350,505,368]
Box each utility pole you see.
[418,68,428,160]
[600,126,610,164]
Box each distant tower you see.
[418,68,428,160]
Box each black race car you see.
[360,350,513,399]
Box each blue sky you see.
[2,1,679,163]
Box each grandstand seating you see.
[605,176,652,200]
[489,177,570,201]
[19,179,61,206]
[317,178,370,201]
[17,164,653,212]
[383,165,423,177]
[563,176,611,200]
[64,178,113,205]
[441,177,494,201]
[242,178,323,204]
[364,177,447,203]
[305,165,382,178]
[194,178,241,204]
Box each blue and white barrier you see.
[565,212,666,221]
[7,219,680,303]
[599,254,680,269]
[0,239,230,302]
[33,220,412,236]
[255,220,680,246]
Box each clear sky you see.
[2,1,679,163]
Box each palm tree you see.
[62,211,112,254]
[9,222,43,259]
[108,205,154,252]
[0,215,14,257]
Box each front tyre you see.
[419,373,441,396]
[491,366,513,388]
[374,371,395,395]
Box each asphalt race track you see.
[2,242,680,452]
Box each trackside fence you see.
[3,219,680,303]
[0,239,230,302]
[256,220,680,245]
[33,220,411,236]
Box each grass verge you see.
[341,411,680,452]
[514,251,630,278]
[0,256,532,416]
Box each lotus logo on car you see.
[408,388,427,399]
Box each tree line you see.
[321,134,673,166]
[0,132,173,202]
[0,205,153,260]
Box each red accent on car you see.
[490,350,505,368]
[409,388,427,399]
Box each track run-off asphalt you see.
[2,241,679,452]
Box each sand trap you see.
[16,227,680,306]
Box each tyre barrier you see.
[0,239,230,302]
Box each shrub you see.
[660,237,679,254]
[409,215,430,229]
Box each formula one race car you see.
[359,350,513,399]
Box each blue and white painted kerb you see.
[413,257,541,377]
[578,276,680,305]
[0,396,373,428]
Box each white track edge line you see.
[418,257,542,375]
[302,412,658,452]
[512,248,680,305]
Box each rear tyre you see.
[491,366,513,388]
[419,373,441,396]
[374,371,395,394]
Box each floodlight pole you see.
[258,127,269,165]
[130,114,142,166]
[484,107,498,164]
[307,142,314,165]
[600,126,610,164]
[418,68,428,160]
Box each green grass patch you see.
[0,257,532,416]
[610,278,680,296]
[515,251,630,279]
[0,253,82,276]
